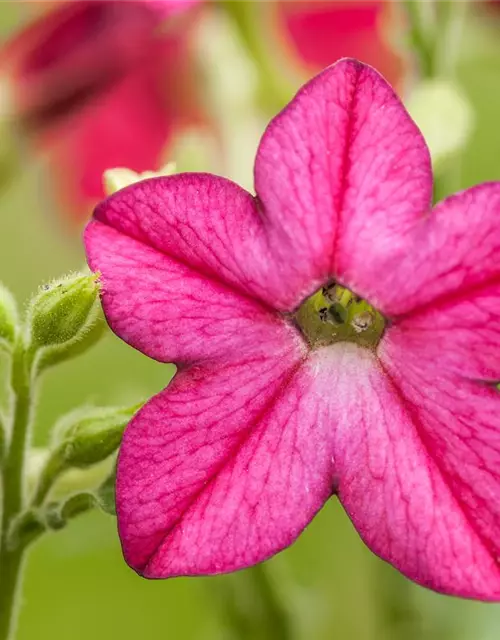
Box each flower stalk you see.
[219,0,292,112]
[402,0,440,79]
[0,341,34,640]
[0,274,119,638]
[214,564,291,640]
[402,0,469,202]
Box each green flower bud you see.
[95,467,117,515]
[33,404,140,506]
[27,272,104,369]
[0,281,18,351]
[45,467,117,529]
[7,509,46,551]
[56,404,139,469]
[45,492,96,530]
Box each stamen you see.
[351,311,374,333]
[294,281,385,349]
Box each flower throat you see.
[294,283,385,349]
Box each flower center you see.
[294,282,385,349]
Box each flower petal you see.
[89,60,431,312]
[372,185,500,386]
[85,220,302,365]
[384,282,500,382]
[116,347,349,577]
[322,345,500,600]
[367,334,500,599]
[90,173,300,310]
[255,58,432,297]
[117,340,500,595]
[353,183,500,317]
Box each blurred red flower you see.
[274,0,403,85]
[0,0,202,222]
[0,1,404,222]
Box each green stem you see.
[219,0,292,113]
[30,455,63,509]
[402,0,438,79]
[374,561,420,640]
[402,0,468,81]
[402,0,469,202]
[214,564,291,640]
[431,0,468,203]
[437,1,467,78]
[246,563,290,640]
[0,345,34,640]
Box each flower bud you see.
[27,272,104,367]
[95,467,117,515]
[45,493,96,530]
[7,509,46,551]
[0,281,18,351]
[32,404,139,507]
[103,162,176,195]
[55,404,139,469]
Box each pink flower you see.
[85,59,500,599]
[0,0,202,220]
[274,1,403,86]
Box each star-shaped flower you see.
[85,59,500,600]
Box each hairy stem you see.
[0,345,34,640]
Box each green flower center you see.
[294,282,385,349]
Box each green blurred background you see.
[1,1,500,638]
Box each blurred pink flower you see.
[0,0,203,221]
[274,0,403,85]
[85,59,500,599]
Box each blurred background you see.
[1,1,500,638]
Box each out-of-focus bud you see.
[103,161,176,195]
[53,404,139,470]
[45,492,96,530]
[7,508,46,551]
[0,281,18,352]
[32,404,140,507]
[45,465,117,527]
[95,467,117,515]
[27,272,104,369]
